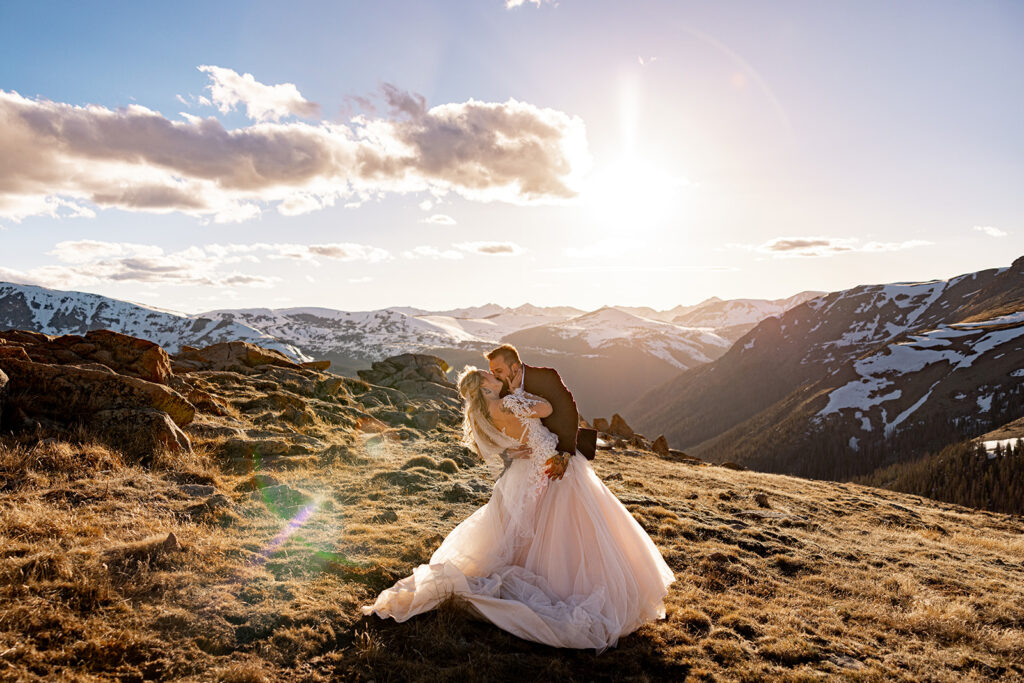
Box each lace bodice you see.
[500,389,560,539]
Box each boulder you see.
[357,354,455,398]
[0,358,195,427]
[410,409,439,431]
[173,341,301,374]
[628,434,649,450]
[88,408,192,461]
[356,414,390,434]
[0,345,31,362]
[281,404,317,426]
[300,360,331,371]
[651,435,670,458]
[184,422,246,440]
[373,409,410,428]
[608,414,634,438]
[218,436,303,459]
[0,329,174,384]
[593,418,610,433]
[443,482,474,503]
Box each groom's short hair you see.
[486,344,520,366]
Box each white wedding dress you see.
[360,391,676,651]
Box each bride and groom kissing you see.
[361,344,676,651]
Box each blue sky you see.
[1,0,1022,313]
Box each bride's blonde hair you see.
[457,366,498,455]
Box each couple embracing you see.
[361,344,676,652]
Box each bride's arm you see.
[501,391,553,419]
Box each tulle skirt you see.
[360,453,676,651]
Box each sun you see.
[580,157,690,233]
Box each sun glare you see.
[581,157,689,233]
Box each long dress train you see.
[360,401,676,651]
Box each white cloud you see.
[348,276,372,284]
[454,241,525,256]
[730,236,933,258]
[419,214,456,226]
[197,65,320,122]
[505,0,553,8]
[418,199,434,211]
[0,77,590,223]
[974,225,1008,238]
[402,245,464,260]
[208,241,393,263]
[48,240,162,264]
[4,239,392,290]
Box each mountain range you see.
[0,282,822,417]
[628,256,1024,481]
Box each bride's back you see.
[487,402,528,442]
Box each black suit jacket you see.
[501,365,596,459]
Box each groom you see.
[486,344,596,481]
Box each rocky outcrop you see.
[0,358,194,427]
[88,408,191,460]
[608,413,635,438]
[0,353,195,460]
[0,329,174,384]
[0,332,461,469]
[171,341,302,375]
[357,354,457,401]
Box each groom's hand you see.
[544,452,570,480]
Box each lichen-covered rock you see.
[410,409,439,430]
[357,354,456,401]
[0,329,174,384]
[173,341,301,374]
[87,408,192,461]
[0,358,195,427]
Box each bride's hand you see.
[507,445,533,459]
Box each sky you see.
[0,0,1022,314]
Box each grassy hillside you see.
[2,428,1022,681]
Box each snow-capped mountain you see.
[670,291,825,339]
[0,280,819,417]
[0,283,310,361]
[499,308,735,417]
[815,309,1024,438]
[629,257,1024,481]
[505,307,731,370]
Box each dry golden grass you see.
[1,425,1023,682]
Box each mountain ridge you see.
[628,256,1024,482]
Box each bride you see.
[360,366,676,651]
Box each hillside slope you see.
[628,257,1024,480]
[0,336,1022,681]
